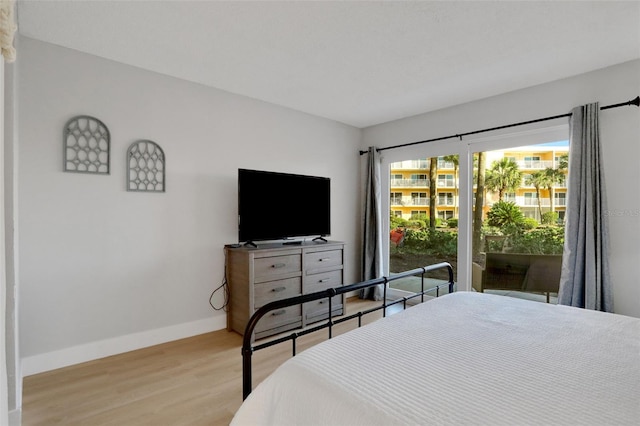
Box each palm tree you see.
[442,154,459,218]
[429,157,437,230]
[472,152,486,256]
[557,153,569,171]
[544,167,565,213]
[485,158,523,201]
[525,170,547,220]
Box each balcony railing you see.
[516,160,554,169]
[390,178,429,187]
[391,196,458,207]
[437,161,455,169]
[520,198,552,207]
[437,180,455,188]
[390,196,429,207]
[390,160,429,170]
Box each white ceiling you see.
[16,1,640,128]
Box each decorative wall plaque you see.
[127,140,165,192]
[64,116,110,174]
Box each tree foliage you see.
[485,158,523,201]
[486,200,524,229]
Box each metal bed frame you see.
[241,262,455,400]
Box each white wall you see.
[17,37,362,375]
[362,59,640,318]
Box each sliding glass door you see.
[382,125,569,302]
[387,154,459,297]
[471,141,568,304]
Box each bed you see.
[232,292,640,425]
[232,288,639,425]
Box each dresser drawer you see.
[254,277,302,308]
[305,249,342,271]
[306,269,342,292]
[305,296,343,322]
[304,271,343,322]
[255,305,302,335]
[254,254,301,280]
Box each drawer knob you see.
[319,278,331,283]
[271,309,286,316]
[272,263,286,269]
[271,286,286,292]
[319,258,330,262]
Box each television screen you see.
[238,169,331,243]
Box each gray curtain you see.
[361,146,384,300]
[558,103,613,312]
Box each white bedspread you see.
[232,292,640,425]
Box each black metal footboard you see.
[241,262,455,400]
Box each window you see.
[438,192,454,206]
[411,192,428,206]
[393,211,403,217]
[438,210,454,220]
[524,192,538,205]
[385,131,569,304]
[390,192,403,205]
[438,174,454,187]
[437,157,455,169]
[524,156,541,168]
[555,192,567,206]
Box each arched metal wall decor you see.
[127,140,165,192]
[64,115,110,174]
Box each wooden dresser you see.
[225,241,345,339]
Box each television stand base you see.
[313,236,328,243]
[243,241,258,248]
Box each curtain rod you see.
[359,95,640,155]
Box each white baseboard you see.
[22,316,227,376]
[8,408,21,426]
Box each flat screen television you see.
[238,169,331,244]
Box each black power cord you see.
[209,250,230,311]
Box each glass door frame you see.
[380,124,569,299]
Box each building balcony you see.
[437,160,455,169]
[390,160,429,170]
[516,160,554,169]
[390,178,429,187]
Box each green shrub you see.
[541,211,559,225]
[509,226,565,254]
[402,229,457,257]
[446,218,458,228]
[521,217,539,230]
[487,201,524,229]
[390,214,409,230]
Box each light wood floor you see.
[22,298,389,426]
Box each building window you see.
[411,192,428,206]
[555,192,567,206]
[438,192,454,206]
[438,210,454,220]
[524,192,538,206]
[390,192,403,205]
[504,192,516,202]
[393,211,403,217]
[410,210,427,219]
[524,156,541,168]
[437,174,454,187]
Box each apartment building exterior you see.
[390,144,569,222]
